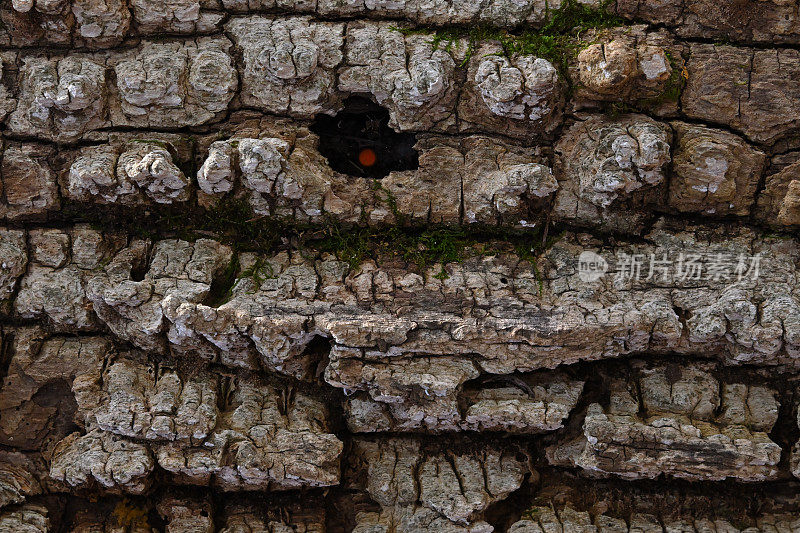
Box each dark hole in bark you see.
[310,96,419,178]
[303,334,333,382]
[28,379,80,449]
[203,258,238,308]
[130,257,148,282]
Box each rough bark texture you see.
[1,1,800,531]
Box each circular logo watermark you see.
[578,251,608,282]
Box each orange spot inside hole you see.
[358,148,377,167]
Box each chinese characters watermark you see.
[578,251,761,283]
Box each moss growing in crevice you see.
[392,0,624,73]
[235,256,276,292]
[312,222,561,281]
[62,197,561,283]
